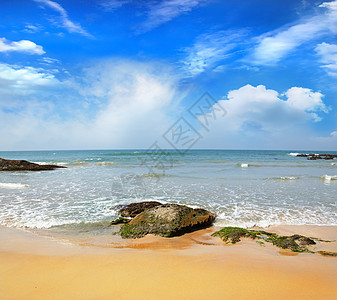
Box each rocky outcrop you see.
[120,203,216,238]
[0,158,66,171]
[295,153,337,160]
[119,201,162,218]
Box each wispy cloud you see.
[33,0,91,37]
[139,0,207,33]
[180,30,246,77]
[0,37,45,55]
[23,24,43,34]
[40,57,60,65]
[250,0,337,65]
[99,0,130,11]
[315,42,337,76]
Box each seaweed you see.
[317,251,337,257]
[212,227,317,253]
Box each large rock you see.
[0,158,66,171]
[119,201,162,218]
[120,204,216,238]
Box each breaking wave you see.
[0,183,29,189]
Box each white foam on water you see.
[33,162,68,166]
[288,153,300,156]
[321,175,337,183]
[0,183,29,189]
[71,161,88,166]
[278,176,299,180]
[96,162,116,166]
[214,203,337,228]
[240,163,249,168]
[33,161,48,165]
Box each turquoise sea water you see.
[0,150,336,233]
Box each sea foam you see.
[0,183,29,189]
[321,175,337,182]
[278,176,299,180]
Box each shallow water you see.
[0,150,336,234]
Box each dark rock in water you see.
[119,201,162,218]
[120,204,216,238]
[296,153,337,160]
[0,158,66,171]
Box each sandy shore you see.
[1,225,337,300]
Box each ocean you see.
[0,150,336,236]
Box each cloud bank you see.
[198,84,331,150]
[0,60,181,150]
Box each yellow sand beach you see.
[1,225,337,300]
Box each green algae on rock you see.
[110,217,130,225]
[212,227,317,253]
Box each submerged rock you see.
[119,201,162,218]
[120,204,216,238]
[0,158,66,171]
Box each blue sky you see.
[0,0,337,150]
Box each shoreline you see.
[1,225,337,299]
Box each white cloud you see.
[0,37,45,55]
[251,0,337,65]
[34,0,91,37]
[0,60,182,150]
[0,63,58,91]
[181,30,245,77]
[315,42,337,76]
[198,84,330,149]
[139,0,206,33]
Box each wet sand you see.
[1,225,337,299]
